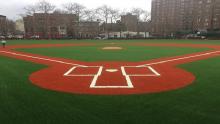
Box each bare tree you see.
[96,5,111,23]
[131,8,145,21]
[36,0,56,13]
[53,9,68,14]
[63,3,85,21]
[83,9,97,21]
[24,5,37,16]
[108,8,120,35]
[143,11,151,22]
[63,2,85,39]
[34,0,56,38]
[24,0,55,15]
[210,0,216,31]
[131,8,145,36]
[120,9,129,16]
[109,9,120,23]
[96,5,112,38]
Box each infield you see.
[0,42,220,95]
[1,40,220,124]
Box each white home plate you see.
[105,69,118,72]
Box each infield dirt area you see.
[0,43,220,95]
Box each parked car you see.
[15,35,24,39]
[30,35,40,39]
[94,37,102,40]
[102,37,108,40]
[6,35,14,39]
[0,36,5,39]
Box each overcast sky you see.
[0,0,152,20]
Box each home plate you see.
[105,69,118,72]
[93,67,128,87]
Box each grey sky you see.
[0,0,152,20]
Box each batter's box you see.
[64,66,102,76]
[122,66,161,76]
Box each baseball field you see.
[0,39,220,124]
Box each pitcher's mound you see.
[102,47,123,50]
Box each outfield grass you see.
[17,45,210,62]
[7,39,220,45]
[1,40,220,124]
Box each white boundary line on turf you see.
[63,65,160,89]
[121,67,134,88]
[64,66,78,76]
[89,66,134,89]
[63,66,134,88]
[2,50,220,89]
[121,66,161,76]
[64,66,102,76]
[89,66,134,88]
[0,51,87,67]
[138,50,220,67]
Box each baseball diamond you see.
[0,42,220,95]
[1,39,220,124]
[2,0,220,123]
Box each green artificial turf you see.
[1,51,220,124]
[17,45,210,62]
[1,40,220,124]
[6,39,220,45]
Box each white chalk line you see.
[2,50,220,89]
[62,50,220,89]
[64,66,160,89]
[138,50,220,67]
[63,66,133,88]
[1,50,220,69]
[122,66,161,77]
[64,66,100,76]
[0,51,86,67]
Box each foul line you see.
[1,50,220,68]
[122,66,161,76]
[0,51,86,67]
[63,65,160,89]
[138,50,220,67]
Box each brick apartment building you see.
[0,15,15,36]
[121,13,138,32]
[99,13,138,34]
[99,13,150,38]
[73,21,100,39]
[100,22,126,33]
[101,13,149,33]
[23,13,78,39]
[0,15,6,35]
[23,12,149,39]
[192,0,220,31]
[151,0,220,36]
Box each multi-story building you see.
[192,0,220,31]
[23,13,78,38]
[0,15,6,35]
[73,21,100,39]
[151,0,188,36]
[6,20,16,35]
[121,13,138,32]
[151,0,220,36]
[0,15,15,36]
